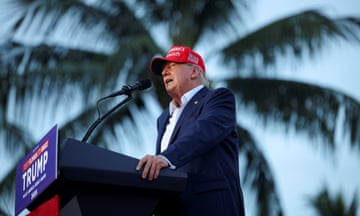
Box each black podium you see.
[27,138,188,216]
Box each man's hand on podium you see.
[136,155,169,181]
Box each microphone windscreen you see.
[138,79,152,90]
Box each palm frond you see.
[2,0,159,55]
[1,41,109,97]
[134,0,247,47]
[228,77,360,149]
[237,126,283,216]
[308,187,358,216]
[221,10,360,74]
[0,121,32,154]
[0,152,25,216]
[0,189,14,216]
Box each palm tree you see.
[309,187,358,216]
[1,0,359,215]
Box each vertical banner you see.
[15,125,58,215]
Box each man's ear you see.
[190,66,200,79]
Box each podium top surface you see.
[59,138,187,192]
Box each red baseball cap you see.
[150,46,206,75]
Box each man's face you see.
[161,62,194,101]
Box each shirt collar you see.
[169,85,204,114]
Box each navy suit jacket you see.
[155,87,245,216]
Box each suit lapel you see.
[156,108,171,153]
[169,87,209,144]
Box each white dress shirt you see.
[160,85,204,153]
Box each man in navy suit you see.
[136,46,245,216]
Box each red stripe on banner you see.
[28,194,59,216]
[22,140,49,172]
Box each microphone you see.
[105,79,152,98]
[81,79,151,143]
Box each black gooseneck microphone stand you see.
[81,92,133,143]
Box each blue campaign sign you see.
[15,125,58,215]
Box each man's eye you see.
[163,63,176,70]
